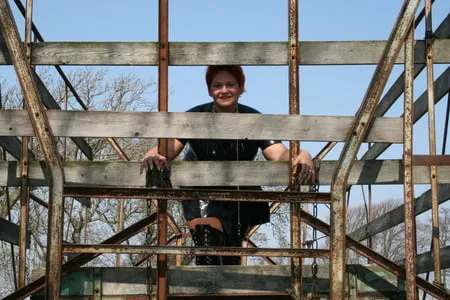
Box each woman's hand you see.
[293,150,316,184]
[140,147,168,174]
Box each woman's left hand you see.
[293,150,315,184]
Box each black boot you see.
[222,256,241,265]
[192,225,226,265]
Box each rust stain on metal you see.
[299,210,449,299]
[62,244,330,258]
[0,1,66,298]
[63,186,332,203]
[403,25,417,300]
[329,1,421,299]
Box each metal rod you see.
[314,142,337,161]
[0,1,66,299]
[403,23,418,300]
[329,1,420,298]
[299,210,450,300]
[412,154,450,165]
[442,94,450,155]
[247,239,277,265]
[62,244,330,258]
[3,213,158,300]
[151,199,182,235]
[63,186,332,203]
[116,198,125,267]
[425,0,441,284]
[288,1,302,297]
[157,0,169,298]
[135,233,181,267]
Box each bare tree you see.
[0,68,159,297]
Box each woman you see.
[141,65,315,265]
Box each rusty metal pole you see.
[157,0,169,298]
[425,0,441,285]
[0,1,66,299]
[116,198,125,267]
[18,0,33,289]
[329,1,420,299]
[403,24,418,300]
[288,0,302,299]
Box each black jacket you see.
[179,102,281,226]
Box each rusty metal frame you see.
[403,23,417,300]
[62,244,330,258]
[3,213,158,300]
[0,1,66,299]
[329,1,421,298]
[288,0,302,298]
[299,210,449,299]
[425,0,442,285]
[63,186,332,203]
[157,0,169,299]
[2,1,450,299]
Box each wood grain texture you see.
[1,160,450,187]
[0,110,403,142]
[0,40,449,66]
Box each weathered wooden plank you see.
[361,66,450,160]
[0,136,35,160]
[1,40,449,66]
[1,160,450,187]
[0,30,94,160]
[396,246,450,275]
[349,184,450,242]
[0,217,30,247]
[0,110,403,143]
[373,13,450,118]
[33,72,94,160]
[31,265,405,297]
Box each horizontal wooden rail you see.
[1,110,403,143]
[2,160,450,187]
[0,40,449,65]
[350,184,450,241]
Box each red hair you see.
[205,65,245,91]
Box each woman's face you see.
[209,70,242,113]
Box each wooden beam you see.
[1,40,449,66]
[0,30,93,160]
[362,66,450,160]
[30,265,405,297]
[373,13,450,119]
[396,246,450,275]
[33,72,93,160]
[0,110,403,143]
[0,217,30,247]
[1,160,450,187]
[350,184,450,242]
[0,136,35,160]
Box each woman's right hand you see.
[140,147,168,174]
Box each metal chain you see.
[310,181,320,299]
[236,139,241,240]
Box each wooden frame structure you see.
[0,0,450,299]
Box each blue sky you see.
[3,0,450,206]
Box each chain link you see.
[310,168,320,299]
